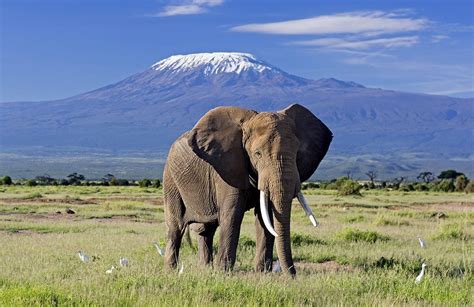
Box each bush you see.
[151,179,161,188]
[432,179,455,192]
[336,228,389,243]
[399,184,414,192]
[291,233,326,246]
[301,182,319,190]
[138,179,152,188]
[337,178,362,196]
[110,178,129,186]
[455,175,468,192]
[26,179,37,187]
[465,180,474,193]
[1,176,13,185]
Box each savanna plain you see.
[0,186,472,306]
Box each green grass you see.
[0,186,472,305]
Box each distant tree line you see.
[0,174,161,188]
[1,169,473,193]
[301,169,473,194]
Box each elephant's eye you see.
[254,150,262,159]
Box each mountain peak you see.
[151,52,275,75]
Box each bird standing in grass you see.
[418,237,426,248]
[415,263,427,284]
[153,242,165,256]
[119,257,129,267]
[106,266,116,274]
[77,251,90,263]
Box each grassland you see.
[0,186,472,305]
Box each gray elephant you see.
[163,103,332,275]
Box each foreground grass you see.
[0,186,472,305]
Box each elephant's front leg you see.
[254,206,275,272]
[216,195,246,271]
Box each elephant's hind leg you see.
[163,172,186,269]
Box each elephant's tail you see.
[184,225,196,251]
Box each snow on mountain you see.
[151,52,275,75]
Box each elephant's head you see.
[188,104,332,275]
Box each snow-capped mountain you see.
[151,52,275,75]
[0,52,472,178]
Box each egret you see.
[272,260,282,273]
[178,263,184,275]
[415,263,427,284]
[77,251,90,263]
[106,266,116,274]
[119,257,129,267]
[418,237,426,248]
[153,242,165,256]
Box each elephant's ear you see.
[281,104,333,182]
[188,106,258,189]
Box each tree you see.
[365,170,377,184]
[1,176,13,185]
[417,172,435,183]
[67,173,85,185]
[139,178,152,188]
[438,170,465,180]
[102,174,115,185]
[151,179,161,188]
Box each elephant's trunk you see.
[260,160,299,276]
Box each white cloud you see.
[431,34,449,43]
[292,36,419,50]
[157,0,223,17]
[231,11,428,35]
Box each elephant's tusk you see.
[259,191,278,237]
[297,192,319,227]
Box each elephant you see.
[163,103,332,275]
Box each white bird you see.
[415,263,427,284]
[153,242,165,256]
[418,237,426,248]
[119,257,129,267]
[272,260,282,273]
[106,266,116,274]
[178,263,184,275]
[77,251,90,263]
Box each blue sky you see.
[1,0,473,102]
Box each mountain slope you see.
[0,52,472,178]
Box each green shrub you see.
[138,179,152,188]
[291,233,326,246]
[151,179,161,188]
[26,179,37,187]
[239,235,256,248]
[399,184,414,192]
[337,178,362,196]
[336,228,389,243]
[1,176,13,185]
[432,179,455,192]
